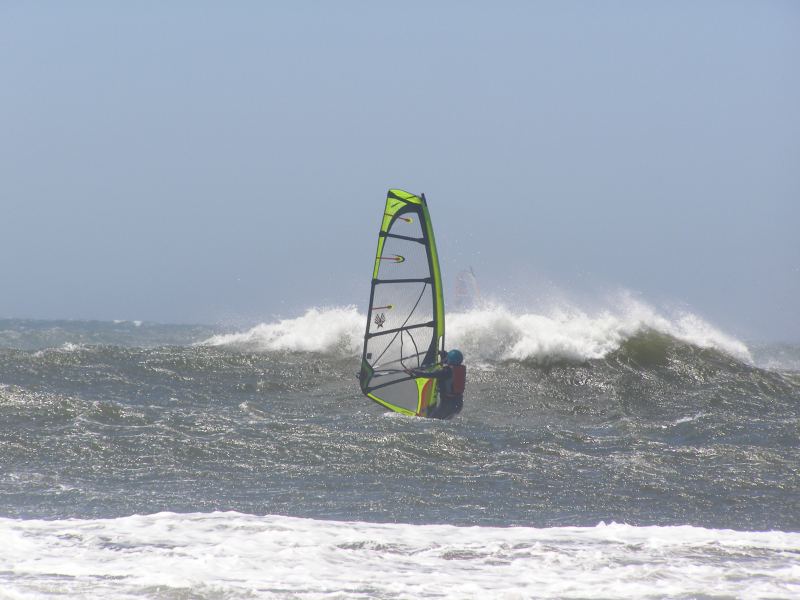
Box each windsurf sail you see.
[359,189,445,417]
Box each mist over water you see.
[1,301,798,598]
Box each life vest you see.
[449,364,466,395]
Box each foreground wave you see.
[2,512,798,599]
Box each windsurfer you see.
[407,349,466,419]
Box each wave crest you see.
[448,299,751,364]
[202,306,363,354]
[201,298,751,364]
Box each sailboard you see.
[359,189,445,417]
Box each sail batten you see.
[365,321,435,340]
[359,189,445,417]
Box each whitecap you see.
[0,512,797,599]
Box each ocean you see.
[1,303,799,599]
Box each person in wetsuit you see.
[408,349,466,419]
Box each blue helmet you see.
[446,349,464,365]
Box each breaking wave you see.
[1,512,798,599]
[201,298,752,364]
[202,306,364,354]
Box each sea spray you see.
[202,306,364,354]
[201,297,752,363]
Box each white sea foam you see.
[201,295,751,363]
[448,297,752,363]
[0,512,797,599]
[112,319,143,327]
[31,342,84,357]
[202,306,364,354]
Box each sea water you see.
[1,301,798,598]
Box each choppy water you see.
[1,306,799,598]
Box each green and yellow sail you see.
[359,189,445,417]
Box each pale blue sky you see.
[1,1,798,340]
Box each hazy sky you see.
[1,1,798,340]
